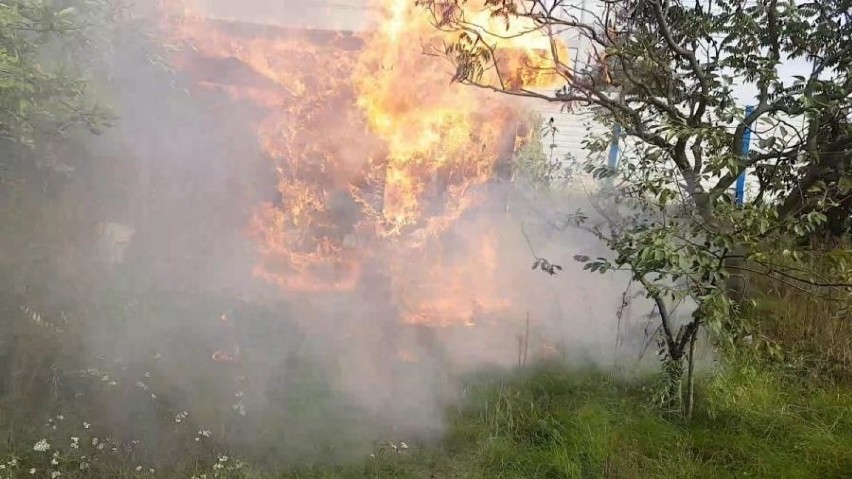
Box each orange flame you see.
[159,0,567,327]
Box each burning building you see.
[156,0,569,335]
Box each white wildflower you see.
[135,465,142,471]
[51,470,61,478]
[79,462,89,470]
[33,439,50,452]
[29,468,36,475]
[56,415,64,421]
[83,422,91,429]
[400,441,409,450]
[70,436,79,449]
[51,457,58,465]
[91,437,99,447]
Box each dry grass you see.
[744,247,852,382]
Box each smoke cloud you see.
[10,0,696,469]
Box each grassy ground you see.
[3,292,851,478]
[281,358,852,479]
[11,358,848,479]
[284,277,852,479]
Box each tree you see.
[422,0,852,415]
[0,0,121,444]
[0,0,113,164]
[0,0,117,296]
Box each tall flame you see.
[159,0,567,326]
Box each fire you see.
[392,227,511,327]
[159,0,567,327]
[420,0,569,89]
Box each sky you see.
[732,56,813,105]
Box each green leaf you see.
[839,175,852,195]
[57,7,77,17]
[758,136,777,149]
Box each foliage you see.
[303,359,852,478]
[4,351,851,478]
[512,114,565,188]
[421,0,852,412]
[0,0,114,163]
[0,289,410,477]
[0,0,120,294]
[743,247,852,382]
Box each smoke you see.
[7,0,696,469]
[194,0,374,31]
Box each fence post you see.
[608,123,621,169]
[735,105,754,206]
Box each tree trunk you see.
[663,355,684,412]
[723,242,748,304]
[685,330,698,421]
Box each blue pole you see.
[735,105,754,206]
[608,123,621,169]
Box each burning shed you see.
[158,0,565,329]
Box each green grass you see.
[278,359,852,478]
[743,250,852,382]
[4,289,852,478]
[5,358,851,478]
[362,364,852,478]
